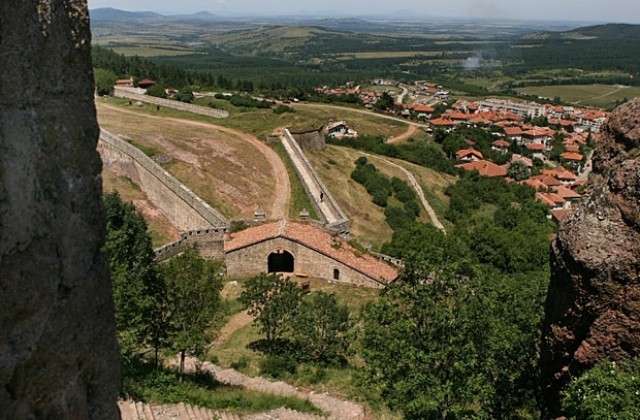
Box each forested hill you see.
[563,23,640,39]
[522,23,640,40]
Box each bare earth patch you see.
[97,102,290,220]
[102,169,181,247]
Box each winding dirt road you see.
[386,124,418,144]
[97,103,291,220]
[362,152,446,232]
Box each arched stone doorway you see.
[268,250,294,273]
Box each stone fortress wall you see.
[154,228,226,261]
[98,130,230,232]
[281,129,350,233]
[289,126,326,152]
[226,237,387,289]
[113,87,230,119]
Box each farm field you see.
[517,84,640,109]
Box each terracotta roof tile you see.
[456,160,507,177]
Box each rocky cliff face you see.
[540,98,640,418]
[0,1,120,418]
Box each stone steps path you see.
[169,356,366,419]
[119,400,324,420]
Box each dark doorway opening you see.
[268,250,294,273]
[333,268,340,280]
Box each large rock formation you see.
[0,1,120,418]
[540,98,640,418]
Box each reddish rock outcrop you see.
[540,98,640,418]
[0,1,120,418]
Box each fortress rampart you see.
[98,130,230,232]
[113,87,229,119]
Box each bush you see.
[146,84,167,99]
[562,359,640,420]
[273,105,294,114]
[230,355,249,371]
[174,89,194,103]
[260,354,297,379]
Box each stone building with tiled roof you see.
[224,220,398,288]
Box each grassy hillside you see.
[306,145,456,250]
[96,99,280,220]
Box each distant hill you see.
[171,11,218,21]
[564,23,640,39]
[90,7,162,21]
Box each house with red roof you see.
[138,79,156,89]
[456,148,484,162]
[491,139,510,154]
[503,126,524,144]
[561,152,584,162]
[456,160,507,177]
[224,220,397,288]
[429,117,455,128]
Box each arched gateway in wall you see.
[224,220,398,288]
[268,250,295,273]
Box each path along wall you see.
[113,87,229,119]
[282,129,350,233]
[98,130,230,233]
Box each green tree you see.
[103,192,163,363]
[507,160,531,181]
[240,274,303,347]
[161,248,223,379]
[174,89,194,103]
[360,257,491,419]
[562,359,640,420]
[94,68,118,96]
[374,92,395,111]
[146,84,167,98]
[291,292,350,365]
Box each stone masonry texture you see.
[0,1,120,419]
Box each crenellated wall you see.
[154,228,225,261]
[98,130,230,232]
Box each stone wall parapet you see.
[113,87,229,119]
[99,130,230,230]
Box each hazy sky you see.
[87,0,640,23]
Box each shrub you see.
[273,105,294,114]
[230,355,249,371]
[260,354,297,379]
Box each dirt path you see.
[211,311,254,348]
[98,103,291,220]
[577,86,626,104]
[386,125,418,144]
[363,152,446,232]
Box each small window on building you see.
[333,268,340,281]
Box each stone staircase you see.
[118,400,324,420]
